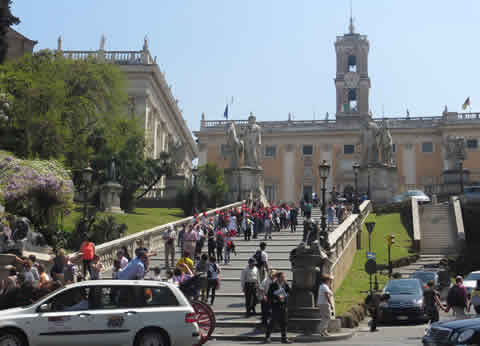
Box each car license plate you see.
[397,316,408,320]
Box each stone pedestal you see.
[442,169,470,194]
[288,245,340,335]
[224,167,268,205]
[164,175,186,200]
[358,165,399,204]
[100,181,124,214]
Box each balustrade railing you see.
[62,50,155,65]
[75,201,245,271]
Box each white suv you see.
[0,280,200,346]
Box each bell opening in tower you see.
[348,55,357,72]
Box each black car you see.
[423,317,480,345]
[378,278,426,323]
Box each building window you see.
[344,144,355,155]
[422,142,433,153]
[303,145,313,156]
[467,139,478,149]
[392,143,396,153]
[264,145,276,158]
[265,185,276,203]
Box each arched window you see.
[348,55,357,72]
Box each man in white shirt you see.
[240,258,259,317]
[163,226,177,268]
[116,250,129,269]
[317,274,335,337]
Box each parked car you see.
[411,271,440,289]
[392,190,431,204]
[423,317,480,345]
[463,271,480,295]
[0,280,200,346]
[463,185,480,202]
[378,278,426,323]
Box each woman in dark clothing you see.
[50,248,66,281]
[424,280,445,323]
[265,272,292,344]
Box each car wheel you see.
[0,331,27,346]
[135,330,167,346]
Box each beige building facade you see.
[61,38,197,197]
[195,25,480,204]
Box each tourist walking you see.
[265,272,292,344]
[254,242,269,283]
[80,237,95,279]
[264,215,272,240]
[162,225,176,268]
[207,227,216,258]
[183,225,198,259]
[207,256,220,305]
[289,207,297,233]
[424,280,445,323]
[117,250,149,280]
[446,275,468,318]
[196,254,209,302]
[176,251,194,274]
[260,269,276,326]
[241,258,259,317]
[216,229,225,263]
[317,274,334,337]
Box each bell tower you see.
[334,18,371,120]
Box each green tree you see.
[0,50,128,170]
[197,163,228,207]
[0,0,20,64]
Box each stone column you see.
[402,143,416,187]
[282,144,296,203]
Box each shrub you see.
[0,151,73,246]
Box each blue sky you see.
[12,1,480,131]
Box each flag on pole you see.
[462,97,470,110]
[223,104,229,119]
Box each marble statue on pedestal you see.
[360,117,380,166]
[226,122,244,169]
[378,120,394,166]
[242,113,262,169]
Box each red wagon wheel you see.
[191,301,216,345]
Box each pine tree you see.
[0,0,20,64]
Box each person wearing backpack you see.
[446,275,468,318]
[207,256,221,305]
[255,242,269,283]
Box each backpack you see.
[254,250,265,267]
[447,285,466,308]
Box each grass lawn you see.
[63,207,185,236]
[334,212,414,316]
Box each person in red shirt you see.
[80,237,95,280]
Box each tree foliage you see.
[176,163,228,216]
[0,0,20,64]
[0,50,128,170]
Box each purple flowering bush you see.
[0,151,73,241]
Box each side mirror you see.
[37,303,50,313]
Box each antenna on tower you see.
[349,0,355,34]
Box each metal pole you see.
[368,232,372,253]
[353,170,360,214]
[388,244,392,278]
[321,177,328,248]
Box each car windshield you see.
[412,272,435,284]
[465,187,480,193]
[406,190,424,197]
[465,273,480,281]
[384,280,421,295]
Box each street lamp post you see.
[192,167,199,215]
[81,165,94,222]
[353,162,360,214]
[318,160,331,250]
